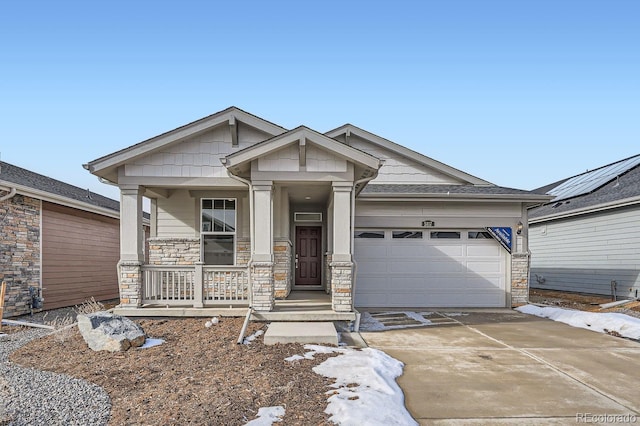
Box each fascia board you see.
[226,128,381,170]
[529,195,640,224]
[326,124,491,186]
[87,108,287,174]
[0,180,121,219]
[358,192,553,202]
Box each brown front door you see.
[295,226,322,286]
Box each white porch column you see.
[118,185,144,308]
[331,182,354,312]
[251,181,275,311]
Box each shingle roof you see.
[0,161,119,212]
[361,184,543,197]
[529,155,640,220]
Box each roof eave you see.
[87,107,287,177]
[0,180,120,219]
[225,127,382,171]
[529,195,640,224]
[358,192,553,202]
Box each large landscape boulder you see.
[77,312,146,352]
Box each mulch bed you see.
[11,317,338,425]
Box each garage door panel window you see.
[354,230,385,239]
[430,231,461,239]
[392,231,423,239]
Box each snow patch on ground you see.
[242,330,264,345]
[244,406,285,425]
[441,312,469,317]
[139,338,165,349]
[313,346,418,426]
[359,311,433,331]
[286,344,416,425]
[516,304,640,340]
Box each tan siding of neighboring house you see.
[42,201,120,309]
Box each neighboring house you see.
[0,161,123,317]
[85,106,549,317]
[529,154,640,299]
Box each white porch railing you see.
[142,265,249,307]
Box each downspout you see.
[226,169,256,344]
[225,169,254,307]
[350,169,381,316]
[0,186,16,202]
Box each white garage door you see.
[354,229,507,308]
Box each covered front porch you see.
[87,113,381,318]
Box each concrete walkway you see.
[361,310,640,425]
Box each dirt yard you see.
[10,318,338,425]
[529,288,640,318]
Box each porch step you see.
[263,322,338,346]
[252,310,356,322]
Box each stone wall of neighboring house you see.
[0,194,40,317]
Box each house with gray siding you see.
[0,161,122,316]
[85,106,550,318]
[529,154,640,299]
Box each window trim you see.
[200,198,237,266]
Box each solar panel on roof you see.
[548,155,640,202]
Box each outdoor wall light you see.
[516,221,523,235]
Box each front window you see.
[201,199,236,265]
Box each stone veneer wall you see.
[511,252,530,307]
[148,237,251,266]
[148,237,200,265]
[0,194,40,317]
[273,239,291,299]
[251,261,274,311]
[324,253,332,294]
[331,261,353,312]
[118,261,142,307]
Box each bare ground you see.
[529,288,640,318]
[10,318,338,425]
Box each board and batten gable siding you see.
[156,190,197,237]
[529,205,640,298]
[124,123,271,178]
[346,134,463,184]
[42,201,120,309]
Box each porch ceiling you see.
[287,183,331,203]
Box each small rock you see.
[77,312,145,352]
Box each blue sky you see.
[1,0,638,201]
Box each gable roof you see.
[0,161,120,217]
[224,125,382,174]
[325,124,491,186]
[529,154,640,222]
[85,106,287,182]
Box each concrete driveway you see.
[360,310,640,425]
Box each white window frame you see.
[200,198,237,266]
